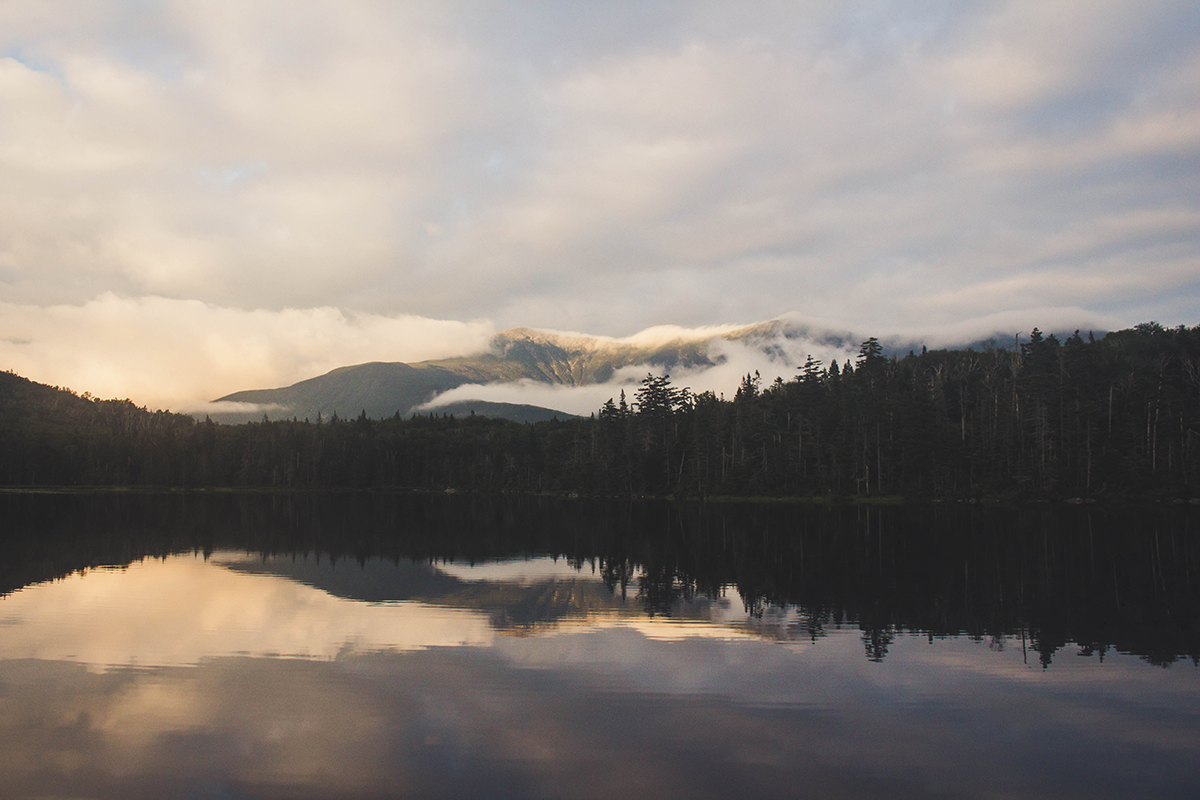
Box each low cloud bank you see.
[175,400,291,417]
[887,307,1128,350]
[0,294,494,411]
[423,333,859,417]
[421,366,652,418]
[0,298,1134,420]
[420,310,1131,418]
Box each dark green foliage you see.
[3,321,1200,498]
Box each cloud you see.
[891,306,1126,349]
[420,368,650,417]
[417,305,1136,417]
[180,400,290,416]
[2,294,1120,417]
[0,294,493,410]
[0,1,1197,402]
[422,324,860,416]
[0,553,495,669]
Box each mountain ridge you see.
[212,318,1101,423]
[214,322,804,422]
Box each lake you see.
[1,493,1197,799]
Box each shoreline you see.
[3,484,1198,507]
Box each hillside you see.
[0,370,196,486]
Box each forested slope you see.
[3,322,1199,499]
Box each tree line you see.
[3,322,1200,498]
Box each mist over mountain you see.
[210,317,1102,423]
[209,319,833,422]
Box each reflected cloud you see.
[0,554,494,669]
[0,543,1198,800]
[0,553,817,673]
[433,556,608,585]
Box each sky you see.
[1,1,1198,410]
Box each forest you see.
[3,322,1200,500]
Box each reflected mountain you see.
[2,492,1198,666]
[225,555,635,633]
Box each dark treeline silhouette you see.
[4,322,1200,498]
[2,492,1197,667]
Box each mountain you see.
[214,361,469,422]
[210,317,1108,424]
[212,319,858,423]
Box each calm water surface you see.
[1,494,1197,799]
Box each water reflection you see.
[0,493,1197,799]
[0,551,789,671]
[3,492,1197,667]
[0,554,496,667]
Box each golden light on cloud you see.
[0,1,1197,408]
[0,295,494,410]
